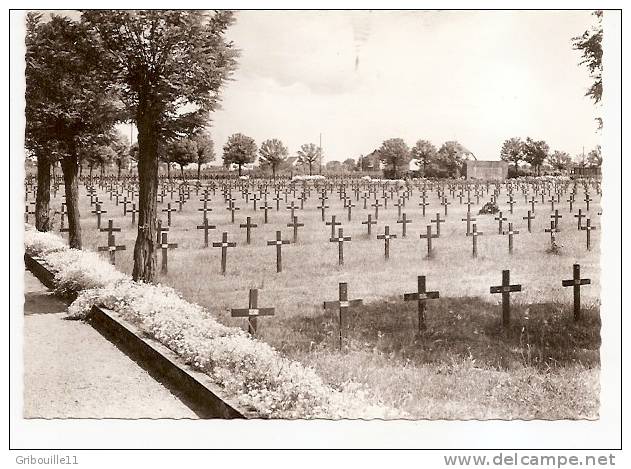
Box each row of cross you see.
[231,265,591,348]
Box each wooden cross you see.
[286,201,297,221]
[159,232,178,274]
[529,196,538,213]
[272,193,283,211]
[522,210,535,233]
[196,217,216,248]
[250,193,260,211]
[584,194,592,211]
[121,197,131,216]
[24,203,35,223]
[212,232,237,275]
[259,201,273,223]
[562,264,591,321]
[323,282,363,349]
[377,225,397,260]
[330,227,351,265]
[420,224,438,257]
[371,198,383,220]
[91,203,107,229]
[430,213,445,237]
[550,209,562,230]
[325,215,342,238]
[361,192,369,209]
[544,220,560,245]
[494,211,507,234]
[317,201,329,221]
[286,215,304,243]
[506,196,516,214]
[574,208,586,230]
[161,203,176,226]
[226,199,240,223]
[198,200,212,221]
[395,212,412,238]
[581,218,596,250]
[266,230,290,273]
[490,270,522,327]
[156,219,169,244]
[440,196,451,216]
[177,194,187,211]
[129,203,139,226]
[502,222,519,254]
[548,197,556,212]
[362,214,377,236]
[231,289,275,336]
[466,223,483,258]
[98,222,126,265]
[344,199,355,221]
[239,216,258,244]
[394,198,404,219]
[461,211,476,236]
[404,275,439,332]
[567,195,574,213]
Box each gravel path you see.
[23,271,198,419]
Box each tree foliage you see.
[296,143,321,176]
[410,139,437,176]
[378,138,409,178]
[522,137,550,175]
[223,133,257,175]
[500,137,525,170]
[82,10,239,281]
[258,138,288,178]
[166,138,198,178]
[587,145,602,167]
[547,150,573,172]
[25,12,120,246]
[192,130,215,179]
[572,10,603,105]
[436,140,469,177]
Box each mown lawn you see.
[35,176,602,418]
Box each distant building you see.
[465,161,509,180]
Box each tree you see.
[83,11,238,282]
[191,130,215,180]
[587,145,602,167]
[166,138,198,179]
[296,143,321,176]
[25,13,120,246]
[572,11,603,110]
[325,160,342,173]
[223,133,257,176]
[81,142,117,179]
[436,141,469,177]
[522,137,550,176]
[110,131,130,178]
[258,138,288,179]
[410,139,437,176]
[342,158,357,172]
[547,150,573,172]
[378,138,409,178]
[500,137,525,172]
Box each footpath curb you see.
[24,252,256,420]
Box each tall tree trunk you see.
[309,162,312,176]
[132,111,159,282]
[60,156,82,249]
[272,165,276,180]
[180,164,184,180]
[238,164,242,177]
[167,162,171,180]
[117,160,122,179]
[35,154,51,231]
[197,161,201,181]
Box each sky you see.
[200,10,601,164]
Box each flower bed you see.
[24,224,403,419]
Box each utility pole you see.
[319,133,322,174]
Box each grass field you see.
[30,177,602,418]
